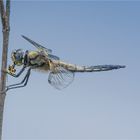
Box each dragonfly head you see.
[11,49,24,66]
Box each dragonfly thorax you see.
[11,49,24,66]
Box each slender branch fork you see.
[0,0,10,139]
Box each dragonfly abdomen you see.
[54,60,125,72]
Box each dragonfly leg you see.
[7,68,30,88]
[6,68,31,92]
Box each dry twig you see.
[0,0,10,139]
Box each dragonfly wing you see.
[48,66,75,90]
[22,35,52,54]
[48,54,60,60]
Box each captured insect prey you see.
[8,65,16,74]
[5,35,125,92]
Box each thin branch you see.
[6,0,10,29]
[0,0,10,92]
[0,0,5,16]
[0,0,10,139]
[6,0,10,17]
[0,0,6,30]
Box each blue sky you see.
[0,1,140,140]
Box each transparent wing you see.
[48,54,60,60]
[48,66,75,90]
[22,35,52,54]
[22,35,60,60]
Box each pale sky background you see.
[0,1,140,140]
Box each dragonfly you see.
[5,35,125,92]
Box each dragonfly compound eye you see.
[11,49,24,66]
